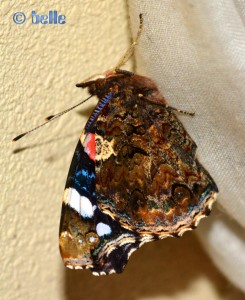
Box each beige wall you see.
[1,1,243,300]
[2,1,129,299]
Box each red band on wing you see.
[84,133,96,161]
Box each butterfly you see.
[58,15,218,275]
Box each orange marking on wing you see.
[84,133,96,161]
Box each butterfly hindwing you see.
[92,82,217,238]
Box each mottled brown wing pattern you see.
[59,71,218,275]
[93,92,218,237]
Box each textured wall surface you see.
[2,1,130,299]
[1,1,244,300]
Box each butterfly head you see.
[76,69,124,87]
[75,69,167,106]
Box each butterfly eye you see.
[172,185,192,203]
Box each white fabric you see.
[129,0,245,292]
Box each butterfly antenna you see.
[114,13,143,70]
[13,94,93,142]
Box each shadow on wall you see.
[12,105,94,155]
[63,232,241,300]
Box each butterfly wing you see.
[59,74,218,275]
[59,130,142,275]
[93,95,218,238]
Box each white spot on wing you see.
[100,271,106,276]
[80,196,93,218]
[68,188,81,213]
[88,236,96,243]
[96,222,112,237]
[67,188,93,218]
[66,265,74,270]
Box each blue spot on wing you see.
[65,140,95,203]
